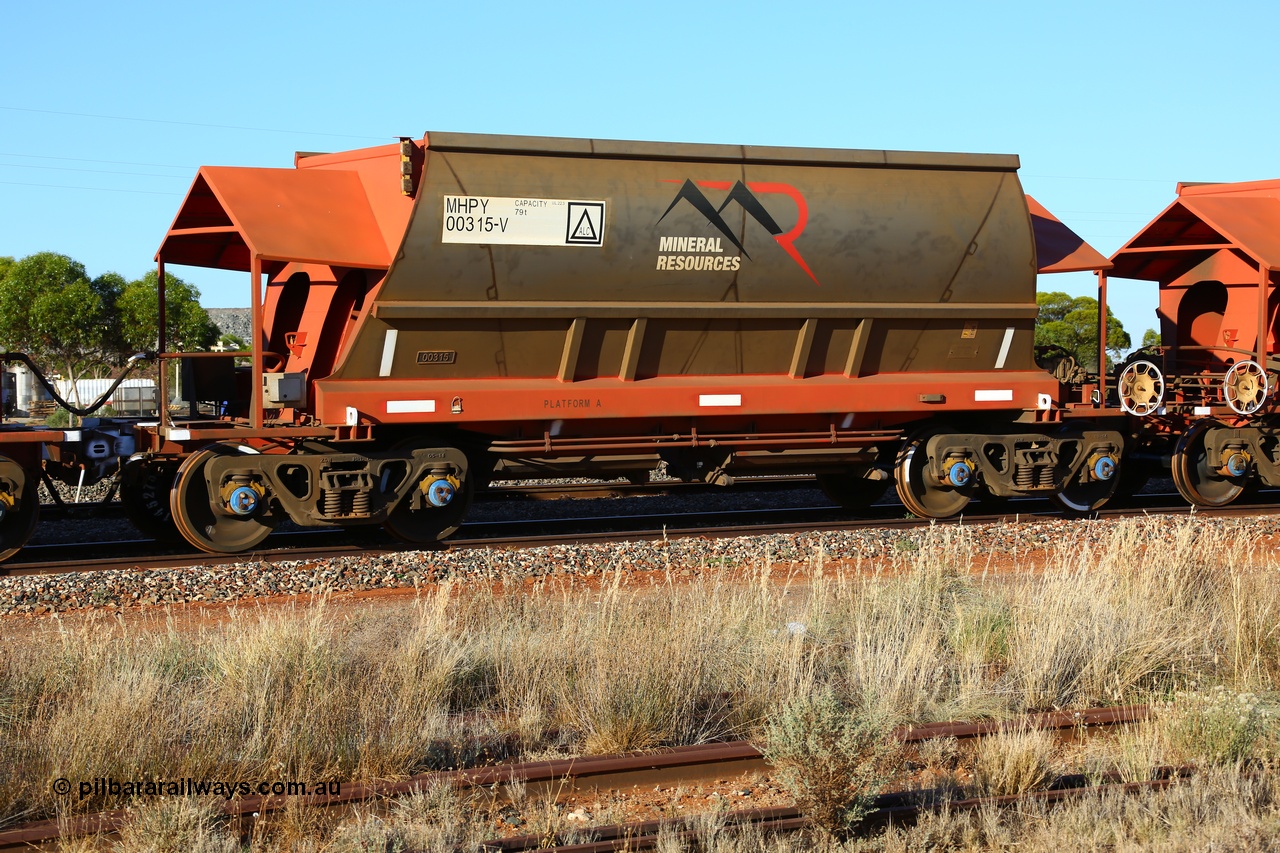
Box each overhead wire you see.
[0,180,182,196]
[0,151,196,169]
[0,162,189,179]
[0,105,389,142]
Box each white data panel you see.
[442,196,605,247]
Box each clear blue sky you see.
[4,0,1278,347]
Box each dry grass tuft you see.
[114,798,237,853]
[971,725,1056,797]
[3,515,1280,846]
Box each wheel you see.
[894,429,972,519]
[1049,458,1119,513]
[383,444,473,546]
[119,457,180,540]
[1223,360,1268,415]
[170,445,277,554]
[1117,360,1165,416]
[0,462,38,563]
[1047,427,1121,513]
[816,472,890,510]
[1171,421,1246,507]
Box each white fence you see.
[53,378,158,416]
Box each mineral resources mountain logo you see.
[655,180,819,284]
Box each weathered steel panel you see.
[327,134,1039,399]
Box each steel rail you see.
[0,706,1150,850]
[485,767,1196,853]
[6,494,1280,578]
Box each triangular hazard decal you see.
[571,209,598,241]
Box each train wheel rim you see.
[0,467,39,564]
[170,445,276,554]
[382,443,473,546]
[1171,421,1245,508]
[893,430,972,519]
[816,472,890,511]
[119,458,181,541]
[1049,469,1119,513]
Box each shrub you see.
[1167,688,1271,766]
[759,687,899,839]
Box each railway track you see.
[484,769,1196,853]
[7,490,1280,578]
[0,706,1153,851]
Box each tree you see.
[117,270,219,353]
[1035,291,1131,371]
[214,332,246,351]
[0,252,127,405]
[117,271,219,409]
[1142,328,1161,349]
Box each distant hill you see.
[206,307,251,342]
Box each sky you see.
[3,0,1278,348]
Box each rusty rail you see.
[481,766,1195,853]
[11,490,1280,580]
[0,706,1150,850]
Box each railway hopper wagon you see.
[1104,179,1280,507]
[139,132,1122,554]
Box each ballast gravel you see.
[3,513,1277,616]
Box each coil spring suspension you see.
[322,488,345,516]
[318,469,376,519]
[1015,464,1035,489]
[1038,465,1056,488]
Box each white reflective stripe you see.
[346,406,359,426]
[386,399,436,414]
[63,430,81,442]
[167,429,191,441]
[699,394,741,407]
[379,329,399,377]
[974,389,1013,402]
[994,326,1015,369]
[1194,406,1212,415]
